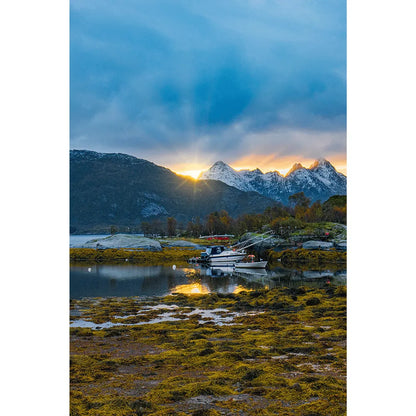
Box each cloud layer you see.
[70,0,346,170]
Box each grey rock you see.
[302,240,334,250]
[83,234,162,251]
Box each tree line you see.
[139,193,346,238]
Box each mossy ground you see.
[268,248,346,268]
[70,247,202,265]
[290,222,346,241]
[70,287,346,415]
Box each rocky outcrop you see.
[83,234,162,251]
[302,240,334,250]
[159,240,203,248]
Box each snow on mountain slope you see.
[198,161,255,192]
[199,159,346,204]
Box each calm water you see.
[70,264,346,299]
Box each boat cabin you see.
[200,245,227,261]
[206,246,227,255]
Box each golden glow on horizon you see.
[177,169,204,179]
[232,154,347,176]
[170,154,346,177]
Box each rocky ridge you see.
[199,158,346,203]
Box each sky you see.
[70,0,346,177]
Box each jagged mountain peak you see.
[198,157,346,204]
[265,170,283,178]
[310,158,332,170]
[204,161,236,174]
[212,160,229,167]
[286,162,305,176]
[199,161,236,177]
[207,160,236,171]
[200,161,251,191]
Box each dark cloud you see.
[70,0,346,165]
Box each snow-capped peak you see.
[310,158,332,170]
[198,158,346,204]
[212,160,229,168]
[199,161,253,191]
[286,163,304,176]
[199,161,236,178]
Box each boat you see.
[234,267,268,277]
[200,245,246,265]
[196,232,276,266]
[235,260,268,269]
[206,246,246,265]
[234,255,267,269]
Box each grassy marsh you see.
[70,247,202,265]
[268,248,346,268]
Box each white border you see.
[2,1,416,414]
[1,1,69,414]
[348,1,416,414]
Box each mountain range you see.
[199,159,346,204]
[70,150,276,233]
[70,150,346,233]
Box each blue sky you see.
[70,0,346,174]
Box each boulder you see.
[335,240,347,250]
[302,240,334,250]
[83,234,162,251]
[160,240,203,248]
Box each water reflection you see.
[70,263,346,299]
[171,282,210,295]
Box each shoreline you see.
[70,247,202,265]
[70,246,346,269]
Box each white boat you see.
[202,246,246,265]
[234,254,267,269]
[235,260,268,269]
[234,268,268,277]
[195,231,276,266]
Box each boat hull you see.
[235,261,268,269]
[208,252,246,265]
